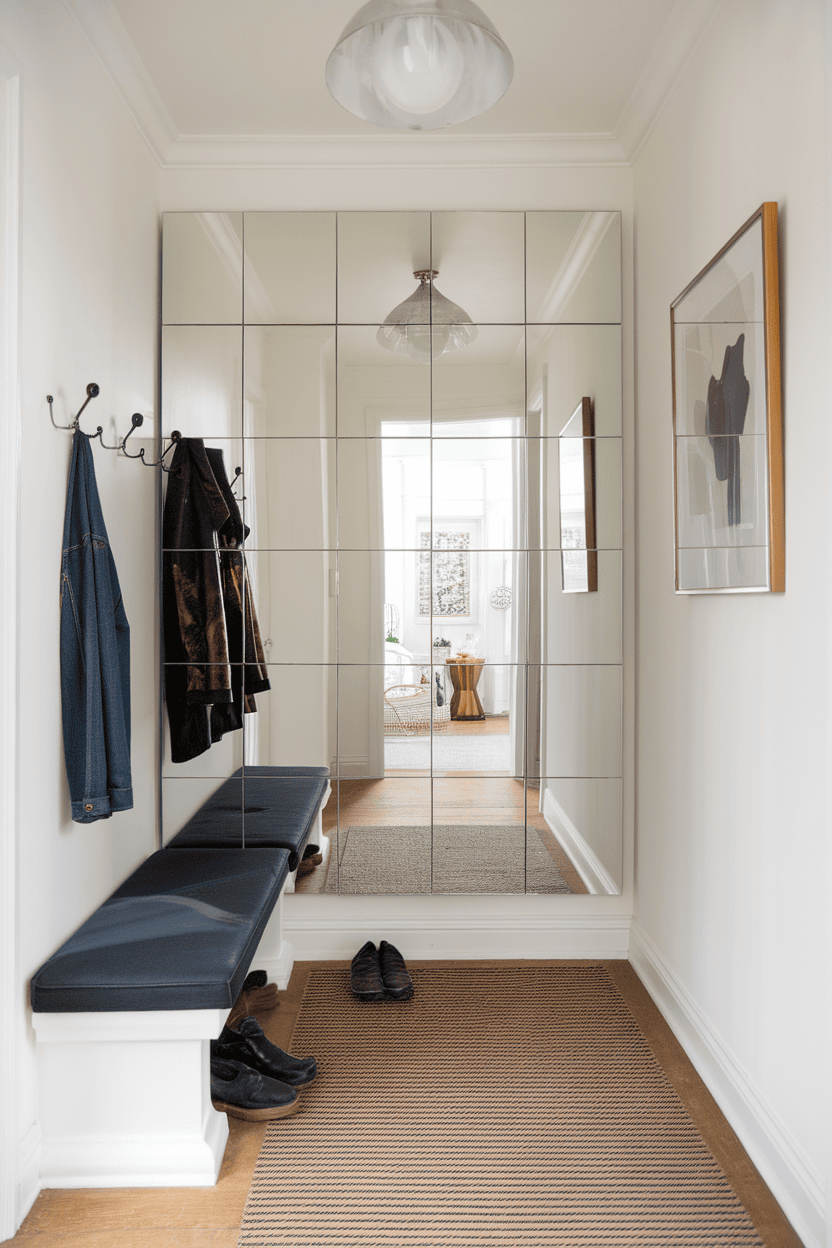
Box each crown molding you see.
[66,0,723,171]
[614,0,725,161]
[166,132,627,169]
[62,0,177,165]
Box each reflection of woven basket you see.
[384,684,450,735]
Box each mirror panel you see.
[531,551,622,665]
[244,326,335,437]
[529,665,622,780]
[526,211,621,324]
[244,212,335,324]
[431,212,525,323]
[534,778,623,894]
[431,326,525,436]
[161,211,624,894]
[247,551,336,665]
[532,438,622,551]
[432,440,527,551]
[333,778,433,894]
[161,327,242,438]
[337,326,430,437]
[338,212,431,323]
[244,438,336,549]
[162,212,243,326]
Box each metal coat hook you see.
[229,466,246,500]
[49,384,180,470]
[122,417,182,471]
[47,382,101,433]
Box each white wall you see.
[631,2,829,1243]
[2,0,161,1228]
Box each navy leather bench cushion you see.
[166,766,329,869]
[30,847,291,1013]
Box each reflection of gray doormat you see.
[324,825,571,895]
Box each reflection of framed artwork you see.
[671,202,784,593]
[559,398,597,593]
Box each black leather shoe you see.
[210,1057,299,1121]
[351,940,384,1000]
[379,940,414,1000]
[212,1016,317,1086]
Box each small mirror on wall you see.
[559,398,597,593]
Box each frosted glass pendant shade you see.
[326,0,513,131]
[376,270,478,362]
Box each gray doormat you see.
[324,824,571,894]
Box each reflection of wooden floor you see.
[297,776,587,895]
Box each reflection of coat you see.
[706,333,750,526]
[163,438,269,763]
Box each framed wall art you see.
[670,202,784,593]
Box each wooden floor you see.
[11,962,802,1247]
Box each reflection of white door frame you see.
[364,429,385,777]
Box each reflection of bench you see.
[29,765,330,1189]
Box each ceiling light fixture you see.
[376,270,478,363]
[326,0,513,131]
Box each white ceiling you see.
[66,0,723,164]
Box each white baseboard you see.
[257,938,295,991]
[541,789,618,896]
[284,914,630,961]
[16,1123,41,1230]
[629,920,825,1248]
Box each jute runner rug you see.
[237,965,765,1247]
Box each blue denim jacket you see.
[60,432,133,822]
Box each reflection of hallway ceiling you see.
[67,0,723,165]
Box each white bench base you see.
[32,895,296,1189]
[32,1008,229,1188]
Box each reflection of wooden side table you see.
[448,660,485,721]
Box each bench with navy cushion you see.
[30,846,291,1014]
[165,765,330,869]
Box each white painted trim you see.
[541,788,619,897]
[629,921,825,1248]
[284,913,631,960]
[614,0,725,161]
[165,133,627,170]
[61,0,177,165]
[15,1125,41,1235]
[0,54,22,1245]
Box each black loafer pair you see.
[351,940,414,1001]
[210,1015,317,1121]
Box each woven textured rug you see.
[238,966,764,1247]
[323,824,571,894]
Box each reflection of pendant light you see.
[376,270,478,363]
[326,0,513,131]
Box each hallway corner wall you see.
[631,1,830,1243]
[1,0,162,1231]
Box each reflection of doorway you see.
[379,416,523,778]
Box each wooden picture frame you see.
[670,202,784,593]
[559,397,598,593]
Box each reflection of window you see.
[419,531,470,616]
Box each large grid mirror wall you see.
[160,210,624,896]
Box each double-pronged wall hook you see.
[48,384,181,470]
[48,382,101,435]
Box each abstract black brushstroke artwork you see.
[671,203,784,593]
[705,333,750,526]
